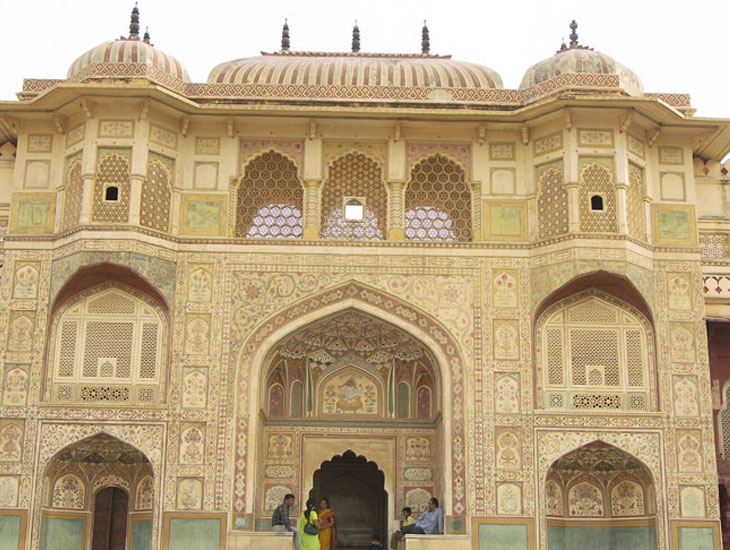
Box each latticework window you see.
[140,157,173,232]
[63,155,83,229]
[236,151,303,239]
[49,285,166,405]
[579,163,617,233]
[92,151,131,223]
[537,167,568,239]
[627,165,646,241]
[538,293,654,412]
[321,153,386,240]
[405,154,471,242]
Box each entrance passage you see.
[91,487,129,550]
[311,450,387,550]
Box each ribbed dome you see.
[520,22,642,96]
[67,39,190,83]
[208,52,503,90]
[520,47,642,96]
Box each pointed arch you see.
[321,152,387,240]
[234,280,468,515]
[405,153,471,242]
[236,149,304,239]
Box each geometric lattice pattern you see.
[405,154,471,242]
[51,286,165,404]
[579,162,617,233]
[321,153,386,240]
[63,155,83,229]
[540,294,652,411]
[236,150,303,239]
[537,166,568,239]
[140,157,173,232]
[92,151,131,223]
[627,165,646,241]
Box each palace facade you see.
[0,8,730,550]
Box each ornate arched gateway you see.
[232,281,467,526]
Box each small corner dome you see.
[519,21,643,96]
[207,52,503,90]
[67,39,190,83]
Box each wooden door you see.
[311,450,387,550]
[91,487,129,550]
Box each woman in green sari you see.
[298,498,321,550]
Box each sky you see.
[3,0,730,119]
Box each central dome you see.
[208,51,503,90]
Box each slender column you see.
[565,182,580,232]
[644,196,653,244]
[79,123,98,224]
[129,118,150,225]
[616,183,629,234]
[387,180,405,240]
[302,179,322,239]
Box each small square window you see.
[344,197,365,222]
[590,195,604,211]
[104,186,119,202]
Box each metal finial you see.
[281,19,290,51]
[559,37,567,51]
[143,27,151,44]
[129,3,140,39]
[569,20,578,48]
[421,20,430,54]
[352,21,360,53]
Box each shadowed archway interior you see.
[310,450,387,550]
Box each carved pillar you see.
[303,179,322,239]
[129,118,150,225]
[644,196,653,244]
[128,175,144,225]
[387,180,405,240]
[79,121,98,223]
[565,182,580,233]
[616,183,629,234]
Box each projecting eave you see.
[1,81,729,160]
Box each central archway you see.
[252,306,445,535]
[310,451,387,550]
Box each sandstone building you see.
[0,8,729,550]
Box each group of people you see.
[272,494,336,550]
[272,493,443,550]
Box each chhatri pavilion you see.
[0,7,730,550]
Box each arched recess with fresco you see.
[232,281,468,530]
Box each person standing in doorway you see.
[318,498,336,550]
[298,498,322,550]
[272,493,300,550]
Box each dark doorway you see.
[310,450,387,550]
[91,487,129,550]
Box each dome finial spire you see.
[421,20,430,54]
[352,21,360,53]
[143,26,151,44]
[129,3,140,39]
[569,19,579,48]
[281,19,290,51]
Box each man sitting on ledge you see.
[392,497,444,543]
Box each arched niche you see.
[259,308,440,421]
[42,433,154,550]
[533,271,657,413]
[545,441,657,550]
[235,281,467,521]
